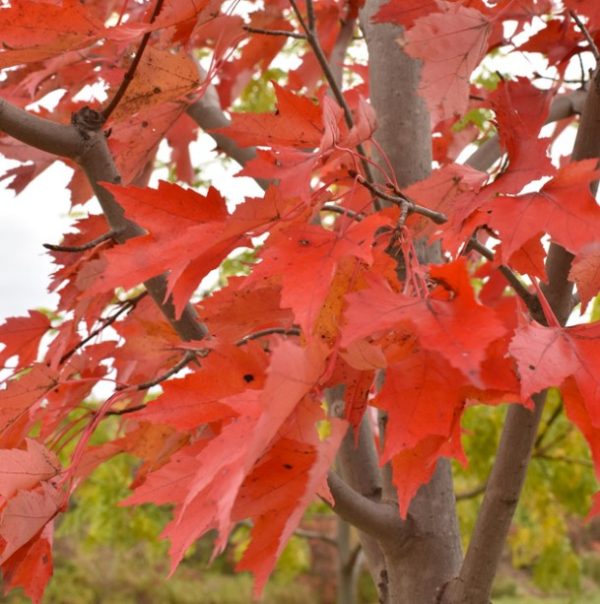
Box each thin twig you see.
[569,10,600,63]
[533,401,563,450]
[534,425,573,457]
[44,230,117,253]
[106,403,146,416]
[305,0,316,31]
[290,0,353,127]
[288,0,375,187]
[534,452,593,467]
[466,238,542,318]
[243,25,306,39]
[236,327,301,346]
[455,482,488,501]
[355,174,447,224]
[59,292,148,365]
[117,349,203,391]
[321,204,365,221]
[102,0,165,121]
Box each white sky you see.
[0,160,72,317]
[0,132,261,319]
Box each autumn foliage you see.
[2,0,600,601]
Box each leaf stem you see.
[236,326,301,346]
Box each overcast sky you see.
[0,134,261,320]
[0,160,72,317]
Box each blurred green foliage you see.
[455,387,597,594]
[236,67,286,114]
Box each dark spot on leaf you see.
[299,239,310,246]
[153,86,161,94]
[283,463,293,470]
[243,373,255,383]
[141,121,149,128]
[528,364,535,370]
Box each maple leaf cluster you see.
[1,0,600,601]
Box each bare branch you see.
[0,91,209,342]
[79,129,209,341]
[243,25,306,39]
[533,401,563,450]
[466,238,542,320]
[289,0,353,129]
[455,482,488,501]
[59,292,147,365]
[442,62,600,604]
[0,98,82,159]
[534,452,593,467]
[321,203,365,221]
[289,0,374,186]
[102,0,166,122]
[43,230,117,253]
[440,393,546,604]
[569,10,600,63]
[118,349,204,391]
[327,472,405,540]
[355,174,448,224]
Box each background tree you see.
[1,1,600,603]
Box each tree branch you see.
[0,93,208,342]
[440,393,546,604]
[355,174,447,223]
[0,98,82,158]
[441,64,600,604]
[118,349,203,391]
[186,78,268,190]
[327,472,405,540]
[59,292,147,365]
[243,26,306,39]
[236,326,301,345]
[466,238,543,321]
[569,10,600,63]
[43,230,117,253]
[455,482,488,501]
[288,0,374,187]
[102,0,165,122]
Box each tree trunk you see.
[350,2,464,601]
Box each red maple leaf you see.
[510,320,600,424]
[343,259,506,383]
[0,0,105,68]
[0,312,50,369]
[401,2,492,124]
